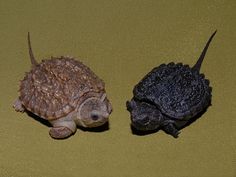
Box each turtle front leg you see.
[13,98,25,112]
[49,127,74,139]
[49,119,77,139]
[162,121,180,138]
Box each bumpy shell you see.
[134,62,212,120]
[19,56,105,120]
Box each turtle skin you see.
[134,62,211,120]
[19,56,105,120]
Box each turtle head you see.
[77,93,112,128]
[126,99,162,131]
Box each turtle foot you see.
[49,126,74,139]
[162,123,180,138]
[13,98,25,112]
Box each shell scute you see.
[134,63,211,119]
[19,57,105,120]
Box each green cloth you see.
[0,1,235,177]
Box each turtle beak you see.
[126,101,131,110]
[107,102,113,114]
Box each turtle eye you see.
[91,113,99,120]
[141,116,149,124]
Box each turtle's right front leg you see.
[49,126,74,139]
[49,119,77,139]
[13,98,25,112]
[162,121,180,138]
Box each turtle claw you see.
[162,123,180,138]
[13,98,25,112]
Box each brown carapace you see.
[13,33,112,139]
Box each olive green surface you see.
[0,1,235,177]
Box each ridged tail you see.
[193,30,217,71]
[27,32,38,67]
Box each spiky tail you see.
[27,32,38,67]
[193,30,217,71]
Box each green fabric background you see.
[0,0,235,177]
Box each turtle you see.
[126,31,217,138]
[13,33,112,139]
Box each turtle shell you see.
[133,62,212,120]
[19,56,105,120]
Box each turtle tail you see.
[27,32,38,67]
[193,30,217,71]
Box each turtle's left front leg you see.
[13,98,25,112]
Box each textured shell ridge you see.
[19,56,105,120]
[133,62,211,119]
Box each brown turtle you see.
[13,33,112,139]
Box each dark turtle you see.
[126,31,217,138]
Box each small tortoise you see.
[127,31,216,138]
[13,33,112,139]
